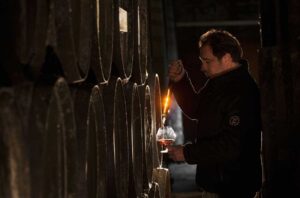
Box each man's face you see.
[199,45,224,77]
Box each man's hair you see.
[199,29,243,62]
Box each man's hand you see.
[167,145,185,162]
[168,60,185,82]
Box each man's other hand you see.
[167,145,185,162]
[168,60,185,82]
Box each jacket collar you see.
[207,59,249,86]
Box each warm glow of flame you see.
[163,89,171,114]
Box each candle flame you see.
[163,89,171,114]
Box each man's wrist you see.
[173,69,185,82]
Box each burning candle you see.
[163,88,171,115]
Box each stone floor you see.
[168,162,203,197]
[168,163,261,198]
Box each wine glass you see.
[156,126,176,168]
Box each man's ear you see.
[222,53,232,65]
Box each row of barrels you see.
[0,74,170,198]
[10,0,149,84]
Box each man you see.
[167,29,262,198]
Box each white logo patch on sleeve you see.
[229,115,240,126]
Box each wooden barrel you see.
[141,193,149,198]
[90,0,114,83]
[13,82,34,137]
[124,82,144,196]
[53,0,92,83]
[102,78,129,198]
[146,73,162,169]
[24,83,53,198]
[69,83,92,197]
[13,82,45,198]
[132,0,150,84]
[13,0,31,64]
[75,0,93,80]
[153,168,171,198]
[87,85,108,197]
[13,0,50,68]
[113,0,135,79]
[41,77,79,198]
[0,88,31,198]
[138,84,154,190]
[30,0,52,75]
[148,182,161,198]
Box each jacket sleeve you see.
[183,89,261,165]
[171,72,203,119]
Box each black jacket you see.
[171,60,262,195]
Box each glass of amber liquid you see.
[156,126,176,168]
[156,126,176,153]
[157,126,176,150]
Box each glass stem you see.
[160,150,163,168]
[159,144,164,168]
